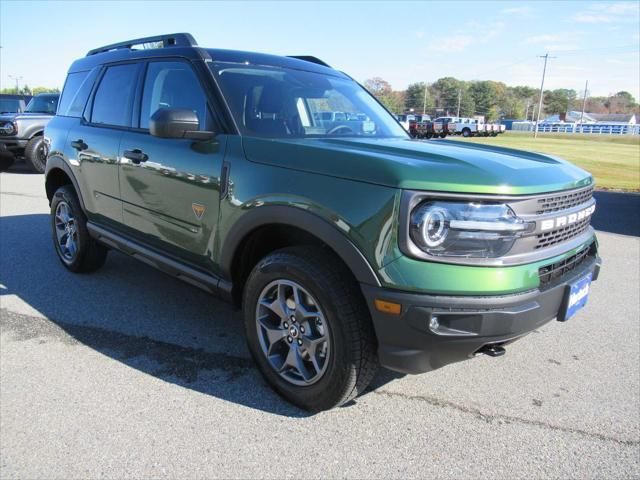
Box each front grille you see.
[535,187,593,215]
[535,216,591,249]
[538,243,594,286]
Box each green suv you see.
[44,34,601,411]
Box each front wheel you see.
[51,185,108,273]
[24,136,47,173]
[243,247,378,411]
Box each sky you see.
[1,0,639,98]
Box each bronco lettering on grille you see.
[540,204,596,232]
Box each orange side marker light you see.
[374,299,402,315]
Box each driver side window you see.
[140,61,211,130]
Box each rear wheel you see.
[243,246,378,411]
[51,185,108,273]
[24,136,47,173]
[462,128,471,137]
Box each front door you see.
[118,60,227,268]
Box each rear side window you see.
[58,69,99,117]
[139,61,210,130]
[91,64,138,127]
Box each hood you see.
[242,137,593,195]
[0,112,54,122]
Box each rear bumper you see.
[361,254,601,374]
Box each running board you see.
[87,222,232,301]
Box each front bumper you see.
[0,137,27,154]
[361,253,601,374]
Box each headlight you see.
[0,122,16,135]
[409,201,533,258]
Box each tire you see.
[243,246,378,411]
[462,128,471,137]
[51,185,108,273]
[24,136,47,173]
[0,152,15,172]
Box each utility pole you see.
[8,74,23,94]
[422,83,428,115]
[534,53,555,138]
[456,89,461,118]
[579,80,589,124]
[524,101,530,121]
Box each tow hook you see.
[477,345,506,357]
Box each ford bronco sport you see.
[44,34,601,411]
[0,93,59,172]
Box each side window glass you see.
[91,64,138,127]
[58,69,100,118]
[140,61,209,130]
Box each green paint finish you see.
[216,136,400,273]
[242,137,593,195]
[378,236,597,295]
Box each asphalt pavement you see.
[1,166,638,479]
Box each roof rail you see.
[86,33,197,56]
[287,55,331,68]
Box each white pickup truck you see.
[434,117,505,137]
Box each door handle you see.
[123,149,149,164]
[70,139,88,151]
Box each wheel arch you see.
[45,156,86,212]
[220,206,381,304]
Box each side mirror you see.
[149,108,215,141]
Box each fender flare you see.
[44,156,87,212]
[220,205,381,287]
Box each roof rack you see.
[287,56,331,68]
[86,33,198,57]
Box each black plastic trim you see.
[44,156,87,212]
[219,205,381,287]
[361,254,601,374]
[87,222,232,301]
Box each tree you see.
[430,77,474,116]
[404,82,433,113]
[469,80,506,119]
[31,86,60,95]
[543,89,577,115]
[363,77,392,97]
[362,77,404,114]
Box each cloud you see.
[573,12,615,23]
[486,21,506,38]
[573,2,639,23]
[428,35,474,52]
[501,6,532,15]
[544,44,580,52]
[523,34,564,44]
[590,2,639,14]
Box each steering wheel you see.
[327,125,355,135]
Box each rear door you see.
[66,63,141,226]
[118,59,227,268]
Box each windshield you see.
[25,95,59,114]
[210,62,407,139]
[0,99,22,113]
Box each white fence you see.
[512,121,640,135]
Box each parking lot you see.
[1,165,639,479]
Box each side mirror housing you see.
[149,108,215,141]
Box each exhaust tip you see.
[476,344,506,357]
